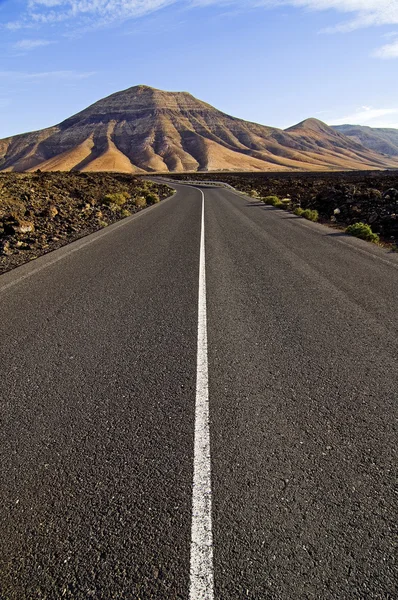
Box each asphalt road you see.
[0,183,397,599]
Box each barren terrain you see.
[333,125,398,157]
[0,172,171,274]
[167,170,398,242]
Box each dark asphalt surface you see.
[0,183,397,599]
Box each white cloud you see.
[382,30,398,39]
[373,39,398,58]
[4,0,398,32]
[13,38,55,50]
[20,0,177,25]
[329,105,398,128]
[285,0,398,32]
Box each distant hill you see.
[1,85,398,173]
[333,124,398,157]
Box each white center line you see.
[190,189,214,600]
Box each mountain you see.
[332,124,398,157]
[1,85,398,173]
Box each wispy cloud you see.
[0,70,96,81]
[4,0,398,33]
[294,0,398,33]
[13,38,55,50]
[329,105,398,128]
[6,0,177,29]
[382,30,398,39]
[373,39,398,59]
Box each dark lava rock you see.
[168,170,398,241]
[0,172,172,274]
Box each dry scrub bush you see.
[301,209,319,222]
[263,195,281,206]
[134,197,147,208]
[346,222,379,243]
[103,192,130,207]
[145,192,160,205]
[293,207,318,221]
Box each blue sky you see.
[1,0,398,138]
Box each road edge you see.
[0,189,178,293]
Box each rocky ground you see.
[167,170,398,243]
[0,172,172,274]
[2,170,397,276]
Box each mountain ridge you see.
[1,85,398,173]
[332,124,398,157]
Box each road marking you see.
[190,189,214,600]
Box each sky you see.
[0,0,398,138]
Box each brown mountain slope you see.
[1,85,398,173]
[283,118,398,170]
[332,124,398,157]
